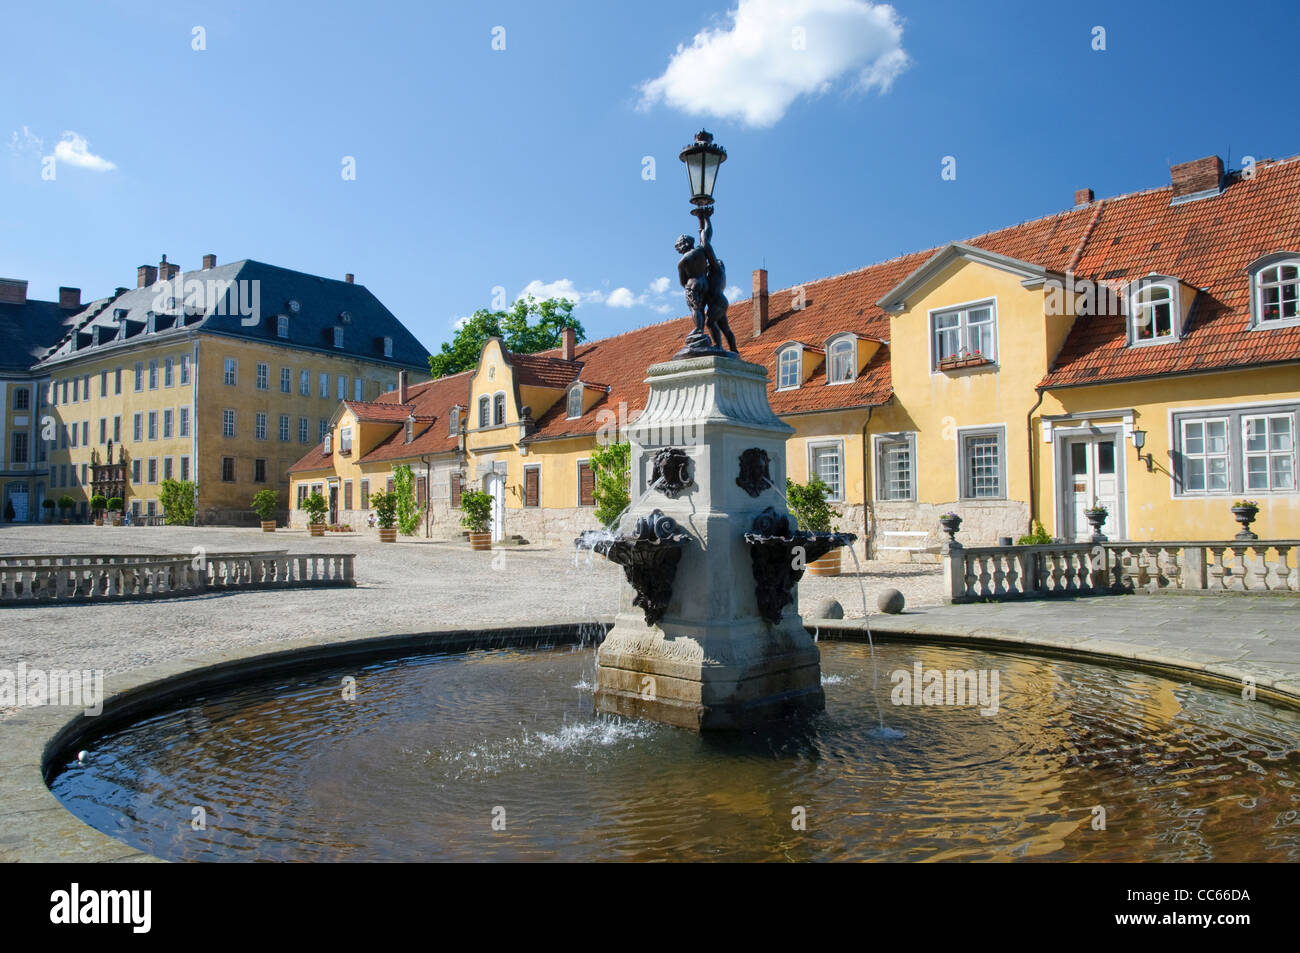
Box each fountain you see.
[588,131,854,730]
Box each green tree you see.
[159,479,198,525]
[428,297,585,378]
[391,464,421,536]
[250,489,279,522]
[590,441,631,528]
[785,477,840,533]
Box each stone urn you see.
[378,526,398,543]
[260,520,276,533]
[308,523,326,538]
[939,513,962,546]
[468,532,492,551]
[1084,507,1109,541]
[1231,502,1260,541]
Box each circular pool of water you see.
[50,641,1300,861]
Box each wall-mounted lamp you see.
[1131,428,1154,472]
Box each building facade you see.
[28,255,429,524]
[291,152,1300,553]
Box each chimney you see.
[1170,155,1224,202]
[202,253,217,269]
[398,369,408,405]
[0,278,28,305]
[1074,188,1094,207]
[59,287,81,310]
[561,326,576,361]
[158,254,179,282]
[344,273,354,284]
[751,268,769,338]
[137,264,158,288]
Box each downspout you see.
[1026,386,1046,535]
[861,405,874,559]
[421,453,433,538]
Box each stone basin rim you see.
[5,615,1300,863]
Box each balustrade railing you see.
[944,540,1299,603]
[0,552,353,605]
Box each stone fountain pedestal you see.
[594,355,824,731]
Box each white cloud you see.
[605,287,637,308]
[649,276,671,294]
[725,285,744,301]
[9,126,43,157]
[48,131,116,172]
[516,278,597,306]
[639,0,909,128]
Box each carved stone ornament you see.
[743,507,857,624]
[735,448,771,498]
[651,448,694,499]
[577,510,689,626]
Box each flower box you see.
[937,354,992,371]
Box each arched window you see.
[478,395,490,428]
[778,347,801,390]
[449,406,460,435]
[566,385,583,419]
[1256,259,1300,325]
[276,315,289,338]
[493,392,506,426]
[828,336,856,383]
[1130,281,1177,343]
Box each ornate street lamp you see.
[679,130,728,210]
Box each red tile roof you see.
[342,400,416,423]
[507,352,584,388]
[1041,157,1300,387]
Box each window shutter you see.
[417,475,427,508]
[524,467,539,507]
[450,472,462,508]
[344,480,353,510]
[578,462,595,506]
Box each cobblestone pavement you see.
[0,526,941,717]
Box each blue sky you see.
[4,0,1298,351]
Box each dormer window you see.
[932,301,997,369]
[493,392,506,426]
[1251,256,1300,328]
[1128,278,1179,344]
[449,406,460,435]
[333,326,344,348]
[339,427,353,455]
[277,315,290,338]
[828,336,856,384]
[478,395,490,428]
[323,434,332,455]
[566,384,583,419]
[778,346,801,390]
[405,416,414,444]
[383,336,393,358]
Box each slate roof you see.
[37,260,431,372]
[0,295,101,372]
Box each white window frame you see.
[256,362,269,391]
[255,412,267,441]
[566,385,583,419]
[807,439,845,502]
[874,432,917,502]
[493,391,506,426]
[1242,413,1295,493]
[1128,278,1180,346]
[777,346,802,390]
[299,417,309,443]
[1250,255,1300,329]
[354,378,364,402]
[478,396,490,428]
[281,366,291,393]
[333,326,344,349]
[300,369,310,396]
[319,372,329,399]
[223,358,237,386]
[957,425,1007,500]
[826,335,856,385]
[929,298,998,370]
[1170,401,1299,498]
[383,336,393,358]
[339,426,353,455]
[277,314,290,338]
[222,409,236,438]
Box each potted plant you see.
[1083,504,1109,541]
[1231,499,1260,541]
[42,498,55,523]
[459,488,494,551]
[107,497,124,526]
[251,489,279,532]
[89,494,108,526]
[369,489,399,542]
[303,492,329,537]
[786,477,843,576]
[57,495,76,524]
[939,511,963,547]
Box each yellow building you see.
[30,254,430,523]
[293,152,1299,551]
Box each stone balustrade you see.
[944,539,1300,603]
[0,552,354,605]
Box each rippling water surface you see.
[50,642,1300,861]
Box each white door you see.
[1065,436,1120,540]
[486,473,505,542]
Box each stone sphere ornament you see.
[811,597,844,620]
[877,589,905,614]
